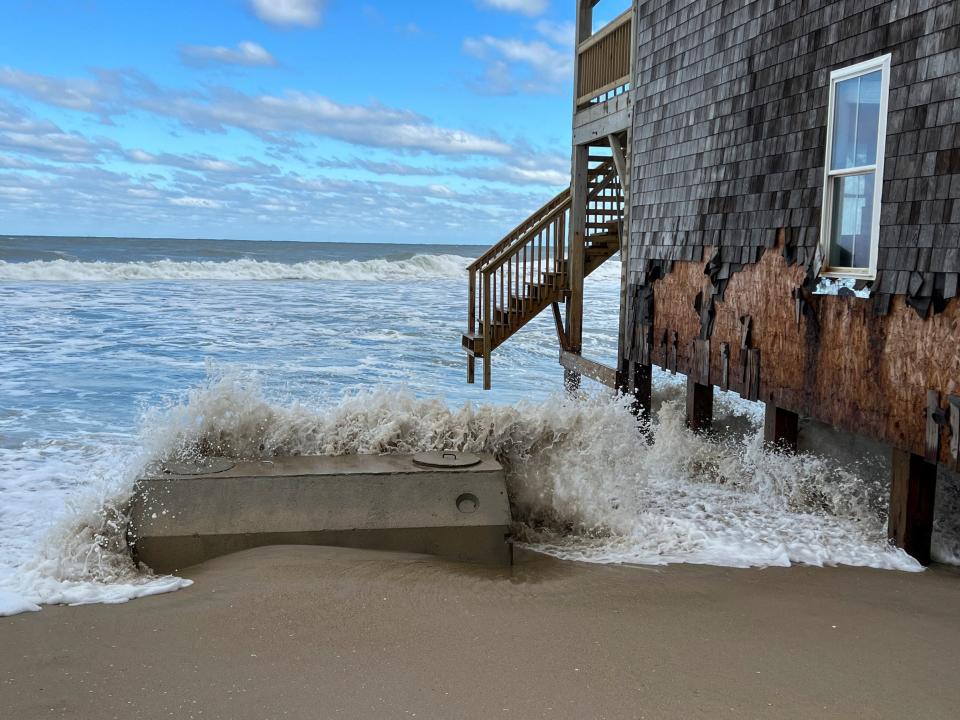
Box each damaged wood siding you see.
[626,0,960,460]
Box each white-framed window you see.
[820,55,891,280]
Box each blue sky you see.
[0,0,620,244]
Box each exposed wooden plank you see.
[565,143,589,361]
[685,379,714,433]
[950,395,960,472]
[764,404,799,452]
[482,273,492,390]
[692,338,710,386]
[643,216,960,466]
[607,133,629,196]
[576,76,630,108]
[559,349,617,388]
[616,125,632,377]
[744,348,761,401]
[573,103,630,145]
[925,390,942,463]
[889,449,937,565]
[551,302,570,351]
[720,342,730,391]
[632,362,652,420]
[739,314,753,349]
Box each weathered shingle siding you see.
[629,0,960,312]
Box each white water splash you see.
[145,373,921,572]
[0,440,192,615]
[0,371,929,616]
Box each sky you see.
[0,0,620,245]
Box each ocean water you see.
[1,235,955,616]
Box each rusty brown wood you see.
[745,348,761,402]
[685,379,714,433]
[950,395,960,472]
[925,390,942,464]
[764,404,799,452]
[560,349,617,388]
[632,362,653,421]
[692,338,711,386]
[720,342,730,391]
[889,449,937,565]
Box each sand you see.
[1,546,959,720]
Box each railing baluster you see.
[519,242,525,311]
[499,265,504,335]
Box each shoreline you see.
[2,545,958,719]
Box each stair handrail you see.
[467,190,572,359]
[467,187,570,273]
[465,156,622,390]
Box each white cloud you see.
[479,0,549,16]
[0,103,109,163]
[463,33,572,94]
[534,20,575,48]
[0,65,568,241]
[124,149,278,179]
[0,64,514,158]
[250,0,325,27]
[138,88,513,157]
[0,66,117,115]
[179,41,277,68]
[0,151,556,242]
[169,196,223,209]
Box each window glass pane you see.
[830,70,882,170]
[829,173,874,269]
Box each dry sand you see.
[1,545,959,719]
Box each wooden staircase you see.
[463,154,623,389]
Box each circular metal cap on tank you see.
[161,457,236,476]
[411,451,482,468]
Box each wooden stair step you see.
[461,332,483,355]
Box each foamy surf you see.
[1,371,934,616]
[0,442,192,616]
[0,253,475,282]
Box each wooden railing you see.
[467,192,571,362]
[585,151,625,236]
[465,157,623,388]
[576,9,632,108]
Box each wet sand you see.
[1,546,959,720]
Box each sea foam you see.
[0,254,475,282]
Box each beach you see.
[2,236,959,720]
[2,545,959,719]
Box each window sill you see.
[818,268,876,281]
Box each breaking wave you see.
[3,370,933,615]
[146,374,918,571]
[0,254,475,282]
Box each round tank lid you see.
[412,451,482,468]
[161,457,236,476]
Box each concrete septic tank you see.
[128,452,513,572]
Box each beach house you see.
[462,0,960,563]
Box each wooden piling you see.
[633,362,652,420]
[763,404,799,452]
[685,379,713,432]
[888,449,937,565]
